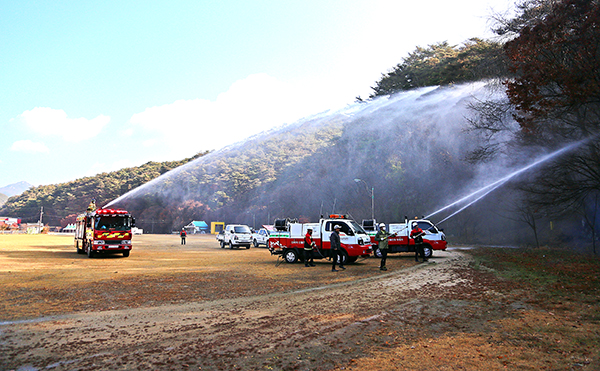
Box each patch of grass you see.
[469,247,600,313]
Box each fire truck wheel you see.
[284,249,298,264]
[253,239,259,248]
[373,248,382,258]
[424,245,433,259]
[87,246,94,259]
[123,251,130,257]
[76,241,84,254]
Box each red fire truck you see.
[74,206,135,258]
[267,215,373,264]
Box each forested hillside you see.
[368,39,507,98]
[0,152,207,226]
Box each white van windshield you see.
[233,226,251,233]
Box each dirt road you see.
[1,241,505,371]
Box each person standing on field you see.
[410,222,427,262]
[180,228,187,245]
[374,223,394,271]
[329,225,345,272]
[304,228,316,267]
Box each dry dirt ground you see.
[0,234,597,370]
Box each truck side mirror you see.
[131,218,136,227]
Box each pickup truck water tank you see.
[274,218,289,231]
[362,219,376,231]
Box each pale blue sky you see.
[1,0,512,187]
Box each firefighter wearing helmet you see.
[303,228,316,267]
[375,223,394,271]
[329,224,345,271]
[410,221,427,262]
[180,228,187,245]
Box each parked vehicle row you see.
[214,216,447,265]
[216,225,272,249]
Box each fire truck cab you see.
[267,215,373,264]
[74,208,135,258]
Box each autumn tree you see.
[469,0,600,252]
[504,0,600,140]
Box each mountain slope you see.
[0,181,33,197]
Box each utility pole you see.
[38,206,44,233]
[370,187,375,220]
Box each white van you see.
[222,224,253,249]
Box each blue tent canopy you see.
[184,221,209,233]
[192,221,208,229]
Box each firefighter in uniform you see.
[410,222,427,262]
[374,223,393,271]
[330,225,345,271]
[304,228,316,267]
[180,228,187,245]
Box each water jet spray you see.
[427,138,590,225]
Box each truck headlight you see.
[94,240,105,245]
[122,240,131,245]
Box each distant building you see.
[0,217,21,225]
[184,221,209,234]
[0,217,21,233]
[22,223,43,234]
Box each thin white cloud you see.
[120,128,134,137]
[17,107,110,142]
[128,73,347,159]
[10,139,50,153]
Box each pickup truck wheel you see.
[424,245,433,259]
[373,248,382,258]
[253,239,259,248]
[246,245,251,249]
[220,241,225,248]
[284,249,298,263]
[229,241,234,249]
[337,250,348,265]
